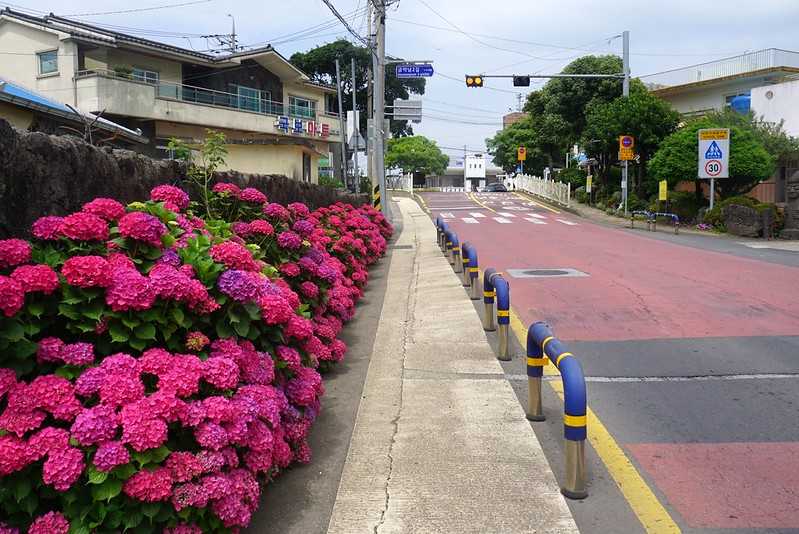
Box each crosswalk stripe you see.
[470,213,486,218]
[494,217,513,224]
[497,212,516,217]
[556,219,578,226]
[524,218,547,225]
[463,217,479,224]
[441,212,454,219]
[527,213,546,219]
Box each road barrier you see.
[482,269,511,361]
[436,220,449,252]
[516,174,571,207]
[526,321,588,500]
[444,229,455,265]
[460,242,481,300]
[630,210,680,234]
[447,230,461,272]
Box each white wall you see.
[656,78,765,115]
[465,155,486,179]
[752,79,799,137]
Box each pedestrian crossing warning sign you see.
[705,140,723,159]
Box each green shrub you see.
[556,167,587,187]
[574,186,588,204]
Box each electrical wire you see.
[65,0,213,17]
[434,71,520,94]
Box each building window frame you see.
[289,95,317,119]
[36,49,59,76]
[234,85,273,113]
[132,67,160,85]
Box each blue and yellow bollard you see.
[461,243,480,300]
[444,229,455,265]
[438,221,449,252]
[525,323,547,422]
[482,268,497,331]
[529,321,588,500]
[450,233,462,273]
[493,275,510,361]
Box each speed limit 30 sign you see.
[698,128,729,179]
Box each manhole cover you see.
[506,268,588,279]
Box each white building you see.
[0,8,342,183]
[464,154,486,191]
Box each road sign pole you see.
[351,57,359,191]
[623,161,628,215]
[710,178,715,210]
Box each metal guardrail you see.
[630,211,680,234]
[516,174,571,207]
[526,321,588,499]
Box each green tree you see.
[582,80,680,197]
[290,40,425,137]
[385,135,448,177]
[486,117,539,172]
[649,112,776,201]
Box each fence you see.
[516,174,571,207]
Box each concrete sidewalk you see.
[327,197,578,534]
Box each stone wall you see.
[0,119,367,238]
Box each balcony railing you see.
[288,104,316,119]
[76,69,288,118]
[640,48,799,89]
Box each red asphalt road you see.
[426,192,799,342]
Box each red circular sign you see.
[705,160,722,177]
[621,136,633,148]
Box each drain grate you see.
[390,244,414,250]
[506,268,588,279]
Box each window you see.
[289,96,316,119]
[724,91,750,108]
[37,50,58,75]
[132,68,159,85]
[235,86,272,113]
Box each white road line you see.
[440,212,454,219]
[556,219,578,226]
[470,212,486,218]
[524,218,547,225]
[462,217,479,224]
[526,213,546,219]
[493,217,513,224]
[497,212,516,217]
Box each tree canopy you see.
[290,39,425,137]
[648,110,776,199]
[385,135,448,177]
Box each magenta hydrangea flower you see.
[0,435,35,476]
[231,222,251,237]
[285,315,313,340]
[164,523,203,534]
[118,211,167,247]
[60,342,95,366]
[0,239,31,269]
[258,293,294,325]
[61,255,112,288]
[209,241,259,271]
[42,446,84,491]
[217,269,261,302]
[240,187,267,204]
[186,331,210,352]
[32,216,64,240]
[288,202,311,218]
[292,219,315,237]
[276,345,302,372]
[299,281,319,299]
[29,427,70,459]
[285,367,324,407]
[277,231,302,250]
[105,267,156,312]
[82,198,126,221]
[124,467,173,502]
[195,421,229,450]
[120,403,168,452]
[70,404,118,445]
[74,366,106,397]
[212,182,241,197]
[0,276,24,317]
[60,212,109,241]
[93,440,130,471]
[249,219,274,236]
[28,512,69,534]
[263,203,290,221]
[150,185,190,210]
[165,451,204,483]
[203,356,240,390]
[279,262,300,277]
[10,264,59,294]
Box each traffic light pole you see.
[622,30,630,215]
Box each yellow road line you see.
[513,191,561,214]
[414,192,430,213]
[468,192,498,214]
[507,307,680,533]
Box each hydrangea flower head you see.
[61,255,112,288]
[0,276,25,317]
[263,203,290,221]
[32,216,64,240]
[0,239,31,268]
[212,182,241,197]
[119,211,167,246]
[150,185,190,210]
[93,440,130,471]
[60,212,109,241]
[240,187,267,204]
[186,331,210,352]
[124,467,173,502]
[277,231,302,250]
[249,219,274,236]
[11,264,59,294]
[209,241,259,271]
[28,512,69,534]
[82,198,126,221]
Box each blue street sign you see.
[396,64,434,78]
[705,140,723,159]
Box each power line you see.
[422,98,505,115]
[65,0,213,17]
[422,113,500,125]
[320,0,372,50]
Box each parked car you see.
[484,183,508,192]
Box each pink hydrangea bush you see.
[0,183,391,532]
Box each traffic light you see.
[513,75,530,87]
[465,75,484,88]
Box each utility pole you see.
[622,29,630,215]
[372,1,388,216]
[366,2,374,190]
[351,57,359,192]
[335,58,348,186]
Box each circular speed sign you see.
[705,160,722,177]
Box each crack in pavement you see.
[372,213,421,534]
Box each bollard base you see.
[526,413,546,422]
[497,354,512,362]
[560,487,588,500]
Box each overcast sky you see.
[7,0,799,162]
